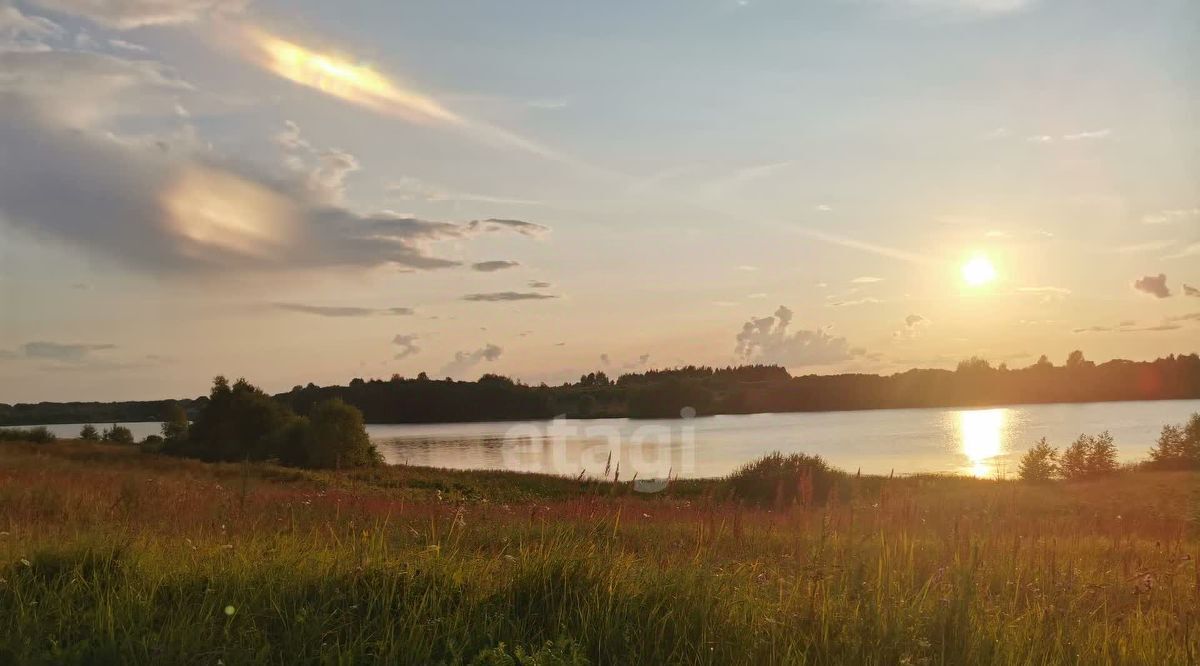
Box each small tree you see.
[1086,431,1118,476]
[1059,435,1092,481]
[1148,413,1200,470]
[79,424,100,441]
[101,424,135,445]
[303,399,380,469]
[1019,438,1058,482]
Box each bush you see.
[1019,438,1058,482]
[0,426,56,443]
[139,435,164,454]
[304,399,380,469]
[727,451,843,508]
[101,424,135,445]
[79,424,100,441]
[1148,413,1200,470]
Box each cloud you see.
[236,26,569,163]
[0,3,64,51]
[0,51,549,275]
[392,334,420,359]
[1168,312,1200,323]
[1184,284,1199,298]
[441,343,502,377]
[1017,286,1071,302]
[462,291,557,302]
[1142,208,1199,225]
[894,314,930,339]
[29,0,245,29]
[1074,319,1186,333]
[387,176,541,206]
[828,297,882,307]
[1061,129,1112,141]
[471,260,520,272]
[275,121,359,204]
[599,353,611,366]
[850,276,883,284]
[464,218,549,237]
[886,0,1036,16]
[528,280,552,289]
[273,303,413,317]
[1165,242,1200,260]
[735,306,857,367]
[1112,240,1175,254]
[0,341,117,363]
[1132,274,1171,299]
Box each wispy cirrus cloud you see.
[273,303,413,317]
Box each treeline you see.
[3,352,1199,426]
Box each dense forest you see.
[2,352,1199,426]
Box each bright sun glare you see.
[961,255,997,286]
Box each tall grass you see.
[0,441,1196,664]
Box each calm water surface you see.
[18,399,1200,478]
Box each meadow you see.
[0,440,1197,665]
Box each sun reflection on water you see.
[956,409,1008,478]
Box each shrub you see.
[101,424,135,445]
[79,424,100,441]
[1019,438,1058,482]
[303,398,380,469]
[727,451,843,508]
[1087,431,1118,476]
[139,435,164,454]
[0,426,56,443]
[1148,413,1200,470]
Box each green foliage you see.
[1059,431,1119,480]
[181,378,376,470]
[79,424,99,441]
[303,398,380,469]
[1149,413,1200,470]
[1018,438,1057,482]
[470,639,590,666]
[101,424,135,445]
[727,451,844,508]
[0,426,56,443]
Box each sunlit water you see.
[14,399,1200,479]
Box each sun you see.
[961,255,997,286]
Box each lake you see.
[20,399,1196,478]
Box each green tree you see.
[79,424,99,441]
[1019,438,1058,482]
[1086,431,1118,476]
[187,376,293,462]
[1059,435,1092,480]
[303,398,379,469]
[1148,413,1200,469]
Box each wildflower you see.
[19,558,30,567]
[224,605,236,616]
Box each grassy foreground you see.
[0,442,1197,665]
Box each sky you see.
[0,0,1197,403]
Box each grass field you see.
[0,441,1197,664]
